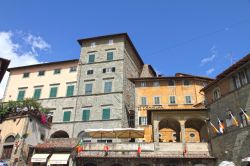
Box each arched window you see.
[213,88,221,100]
[51,130,69,138]
[1,135,15,159]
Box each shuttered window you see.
[107,52,113,61]
[82,110,90,121]
[17,90,25,101]
[85,83,93,95]
[66,85,74,97]
[49,87,58,98]
[33,88,41,100]
[141,97,147,105]
[63,111,71,122]
[88,54,95,63]
[104,82,112,93]
[102,108,110,120]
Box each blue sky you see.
[0,0,250,78]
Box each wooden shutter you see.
[63,111,71,122]
[102,108,110,120]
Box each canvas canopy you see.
[31,153,50,163]
[85,128,144,138]
[242,157,250,162]
[48,153,70,164]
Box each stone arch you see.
[83,163,97,166]
[185,118,208,142]
[159,118,181,142]
[5,135,15,143]
[50,130,69,138]
[78,131,91,142]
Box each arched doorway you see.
[159,118,181,142]
[50,130,69,138]
[1,135,15,159]
[185,118,208,142]
[78,131,91,142]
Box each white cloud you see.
[206,68,215,75]
[25,33,50,52]
[200,46,217,66]
[0,31,50,99]
[200,54,216,66]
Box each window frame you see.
[213,88,221,100]
[23,72,30,78]
[153,96,161,105]
[63,110,71,122]
[66,84,75,97]
[141,82,146,87]
[183,80,191,86]
[168,80,175,86]
[169,95,176,105]
[102,108,111,120]
[141,96,147,105]
[104,81,112,93]
[85,83,93,95]
[17,89,26,101]
[82,109,90,121]
[69,66,77,72]
[38,70,45,76]
[185,95,192,104]
[107,51,114,61]
[49,86,58,98]
[54,69,61,75]
[88,54,95,63]
[139,116,147,125]
[33,88,42,100]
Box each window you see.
[88,54,95,63]
[213,88,221,100]
[54,69,61,74]
[23,72,30,78]
[107,52,113,61]
[154,96,161,105]
[49,87,58,98]
[233,74,241,89]
[66,85,74,97]
[153,81,160,87]
[169,96,176,104]
[87,70,94,75]
[102,108,110,120]
[103,67,115,73]
[139,117,147,125]
[108,40,113,45]
[185,96,192,104]
[17,89,26,101]
[33,88,41,100]
[190,133,195,138]
[183,80,190,86]
[38,70,45,76]
[239,70,248,85]
[168,80,175,86]
[90,42,96,48]
[82,109,90,121]
[141,82,146,87]
[141,97,147,105]
[70,66,77,72]
[85,83,93,95]
[104,81,112,93]
[1,145,13,159]
[63,111,71,122]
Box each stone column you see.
[153,120,160,143]
[180,120,186,143]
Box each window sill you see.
[168,104,178,106]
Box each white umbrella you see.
[242,157,250,162]
[219,161,235,166]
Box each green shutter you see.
[102,108,110,120]
[17,90,25,101]
[66,85,74,97]
[50,87,58,98]
[82,110,90,121]
[107,52,113,61]
[88,54,95,63]
[33,89,41,100]
[63,111,71,122]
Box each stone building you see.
[202,53,250,165]
[0,110,50,165]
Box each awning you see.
[85,128,144,138]
[31,153,50,163]
[49,154,70,164]
[242,157,250,162]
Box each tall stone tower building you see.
[71,34,144,137]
